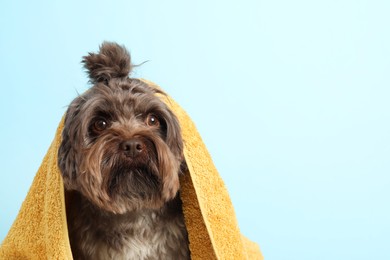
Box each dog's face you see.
[58,43,184,214]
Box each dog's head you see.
[58,42,184,214]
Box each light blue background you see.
[1,1,389,259]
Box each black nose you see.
[120,139,144,157]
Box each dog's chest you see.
[79,211,189,260]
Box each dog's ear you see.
[164,110,185,161]
[58,96,85,190]
[82,42,132,84]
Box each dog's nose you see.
[120,139,144,157]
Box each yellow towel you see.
[0,80,263,260]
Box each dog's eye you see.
[94,119,108,131]
[146,114,160,127]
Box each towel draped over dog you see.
[0,80,263,259]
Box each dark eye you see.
[93,119,108,131]
[146,114,160,127]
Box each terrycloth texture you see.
[0,117,73,259]
[0,80,263,260]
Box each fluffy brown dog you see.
[58,42,190,259]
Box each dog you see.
[58,42,190,259]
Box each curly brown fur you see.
[58,42,190,259]
[82,42,132,83]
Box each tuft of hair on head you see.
[82,41,132,84]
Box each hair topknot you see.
[82,41,132,83]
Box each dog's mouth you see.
[101,136,160,177]
[107,162,161,198]
[100,138,163,204]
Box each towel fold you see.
[0,80,263,260]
